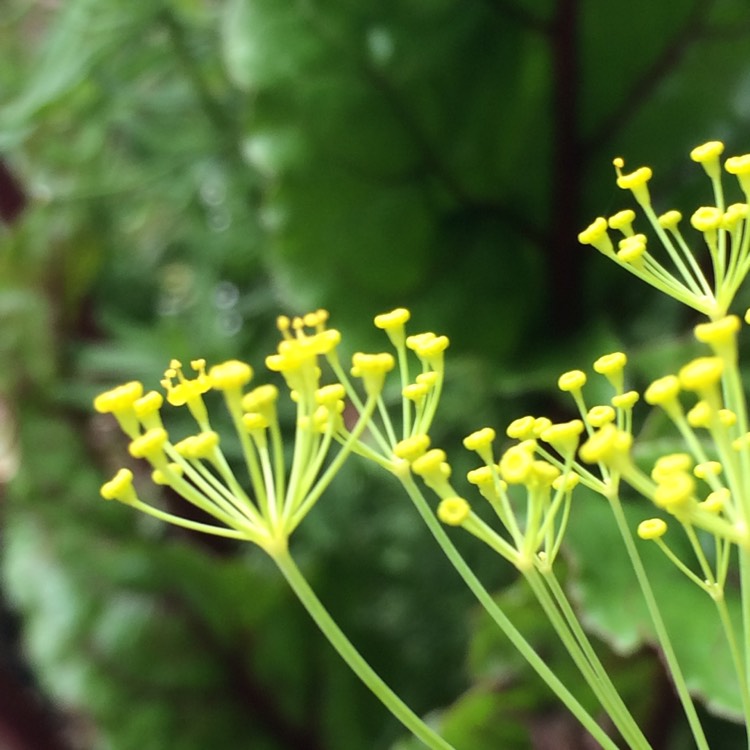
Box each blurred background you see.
[2,0,750,747]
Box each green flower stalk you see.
[338,310,625,749]
[94,311,454,750]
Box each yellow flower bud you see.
[637,518,668,540]
[463,427,496,453]
[644,375,680,406]
[608,209,636,234]
[394,434,431,462]
[540,420,584,455]
[374,308,410,330]
[578,218,614,255]
[725,154,750,198]
[679,357,723,392]
[653,472,695,510]
[558,369,586,392]
[209,360,253,390]
[100,468,137,503]
[690,141,724,180]
[94,381,144,414]
[690,140,724,164]
[690,206,723,233]
[579,424,631,465]
[694,461,722,480]
[651,453,693,482]
[617,234,647,264]
[499,445,534,484]
[612,390,640,409]
[587,405,616,428]
[129,428,169,462]
[553,472,580,492]
[694,316,740,347]
[437,497,470,526]
[506,416,536,440]
[616,165,652,191]
[658,210,682,231]
[701,488,729,514]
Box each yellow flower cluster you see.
[95,312,377,555]
[579,141,750,319]
[486,314,750,597]
[398,418,580,572]
[94,308,450,557]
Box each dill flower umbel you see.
[94,311,380,557]
[578,141,750,319]
[93,309,457,750]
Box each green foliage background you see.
[3,0,750,747]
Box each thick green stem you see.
[532,569,651,749]
[739,550,750,750]
[609,495,709,750]
[272,547,455,750]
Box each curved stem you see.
[608,494,709,750]
[397,473,621,750]
[272,547,455,750]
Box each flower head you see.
[93,310,383,557]
[581,143,750,317]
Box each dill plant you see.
[95,142,750,748]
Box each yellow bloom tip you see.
[152,463,183,485]
[579,424,631,465]
[694,316,740,346]
[593,351,627,376]
[100,468,135,502]
[653,472,695,510]
[437,497,470,526]
[242,384,279,412]
[690,206,723,233]
[134,390,163,417]
[725,154,750,176]
[558,369,586,393]
[617,235,646,264]
[694,461,722,480]
[552,472,580,492]
[651,453,693,482]
[209,360,253,390]
[174,431,220,459]
[405,332,450,360]
[637,518,667,541]
[612,390,640,409]
[616,166,652,191]
[463,427,496,453]
[394,434,431,462]
[129,428,169,460]
[690,141,724,164]
[658,210,682,230]
[540,420,584,453]
[587,405,616,428]
[315,383,346,406]
[608,209,636,233]
[679,357,723,392]
[499,445,534,484]
[506,416,536,440]
[374,308,411,330]
[94,381,144,414]
[411,449,448,478]
[578,217,609,246]
[644,375,680,406]
[702,488,729,514]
